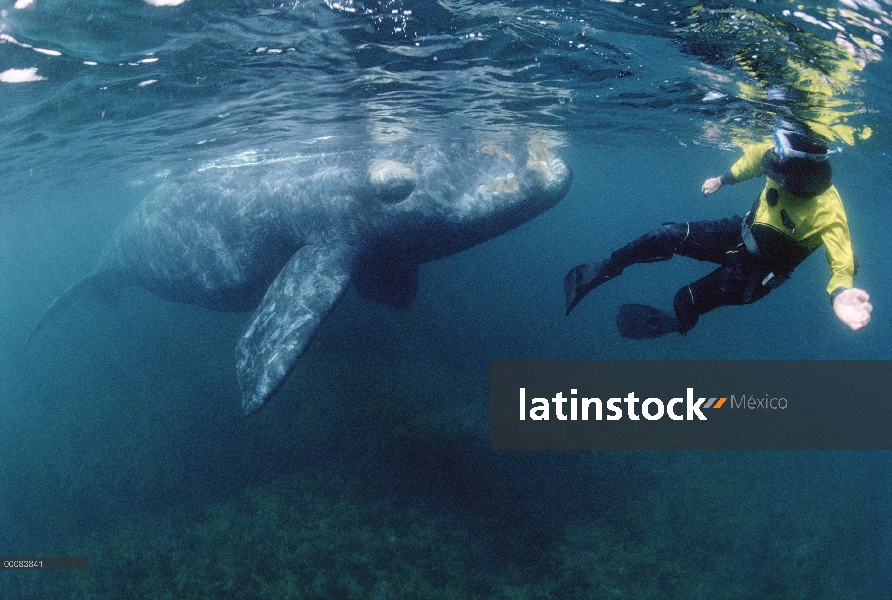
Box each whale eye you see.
[368,159,417,204]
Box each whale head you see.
[375,137,572,263]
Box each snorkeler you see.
[564,120,872,338]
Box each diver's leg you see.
[672,257,774,334]
[608,217,752,336]
[565,222,691,315]
[670,216,744,264]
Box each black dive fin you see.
[25,271,118,350]
[564,260,621,316]
[235,242,355,417]
[616,304,680,339]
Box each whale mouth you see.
[368,159,417,204]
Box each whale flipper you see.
[236,242,355,416]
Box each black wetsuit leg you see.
[564,221,695,315]
[612,216,779,333]
[609,217,742,269]
[565,217,783,330]
[672,231,778,333]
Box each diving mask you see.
[772,129,840,162]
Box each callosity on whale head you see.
[28,135,572,416]
[381,137,572,262]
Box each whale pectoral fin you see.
[236,242,355,416]
[353,253,419,309]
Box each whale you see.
[28,135,572,415]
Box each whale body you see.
[30,136,572,415]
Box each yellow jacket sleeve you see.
[819,194,856,295]
[727,142,774,183]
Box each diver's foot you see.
[564,260,623,315]
[616,304,680,339]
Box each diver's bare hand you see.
[833,288,872,331]
[702,177,722,196]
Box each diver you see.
[564,121,872,338]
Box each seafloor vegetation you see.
[5,444,882,600]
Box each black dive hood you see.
[761,148,832,198]
[762,119,835,198]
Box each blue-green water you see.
[1,0,891,597]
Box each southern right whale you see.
[28,135,572,416]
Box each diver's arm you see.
[702,169,738,196]
[832,287,872,330]
[702,141,773,196]
[701,172,738,195]
[702,176,723,196]
[823,215,870,330]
